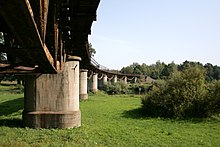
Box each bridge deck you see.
[0,0,100,74]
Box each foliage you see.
[0,75,16,82]
[141,64,220,118]
[205,81,220,115]
[204,63,220,82]
[120,60,220,82]
[160,62,178,79]
[129,83,153,94]
[88,43,96,57]
[121,61,166,79]
[103,81,129,94]
[0,87,220,146]
[0,75,24,86]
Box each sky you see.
[89,0,220,70]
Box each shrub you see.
[129,83,153,94]
[141,65,213,118]
[204,81,220,116]
[103,81,129,94]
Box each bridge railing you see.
[90,57,151,80]
[90,57,145,76]
[90,57,111,72]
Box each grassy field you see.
[0,85,220,146]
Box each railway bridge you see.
[0,0,145,128]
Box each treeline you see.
[120,60,220,82]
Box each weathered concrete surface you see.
[23,57,81,128]
[123,76,127,85]
[91,73,98,92]
[112,75,117,84]
[80,69,88,100]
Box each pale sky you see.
[89,0,220,70]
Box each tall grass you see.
[0,86,220,146]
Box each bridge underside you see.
[0,0,100,74]
[0,0,101,129]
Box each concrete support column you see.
[133,77,137,83]
[98,74,108,90]
[124,76,127,84]
[103,74,108,85]
[92,73,98,92]
[23,56,81,129]
[112,75,117,84]
[80,69,88,100]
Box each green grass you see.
[0,85,220,146]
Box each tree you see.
[121,66,134,74]
[141,63,149,75]
[149,60,165,79]
[88,43,96,57]
[204,63,214,82]
[121,62,143,74]
[160,62,177,79]
[213,65,220,80]
[133,63,143,74]
[178,60,203,71]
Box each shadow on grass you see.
[0,97,24,128]
[122,107,214,123]
[0,97,24,116]
[122,107,148,119]
[0,118,23,128]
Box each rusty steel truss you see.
[0,0,100,74]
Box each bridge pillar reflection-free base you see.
[80,69,88,100]
[23,56,81,129]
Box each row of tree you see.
[120,60,220,82]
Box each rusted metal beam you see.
[30,0,49,43]
[0,63,37,74]
[0,0,57,73]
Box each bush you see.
[129,83,153,94]
[103,81,129,95]
[141,65,218,118]
[205,81,220,116]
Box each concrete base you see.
[23,57,81,129]
[23,111,81,128]
[79,94,88,100]
[92,89,98,93]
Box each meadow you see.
[0,84,220,146]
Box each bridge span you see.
[0,0,146,129]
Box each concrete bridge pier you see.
[23,56,81,129]
[98,74,107,90]
[123,76,127,85]
[112,75,117,84]
[134,77,138,83]
[91,73,98,92]
[103,74,108,85]
[131,77,137,83]
[80,69,88,100]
